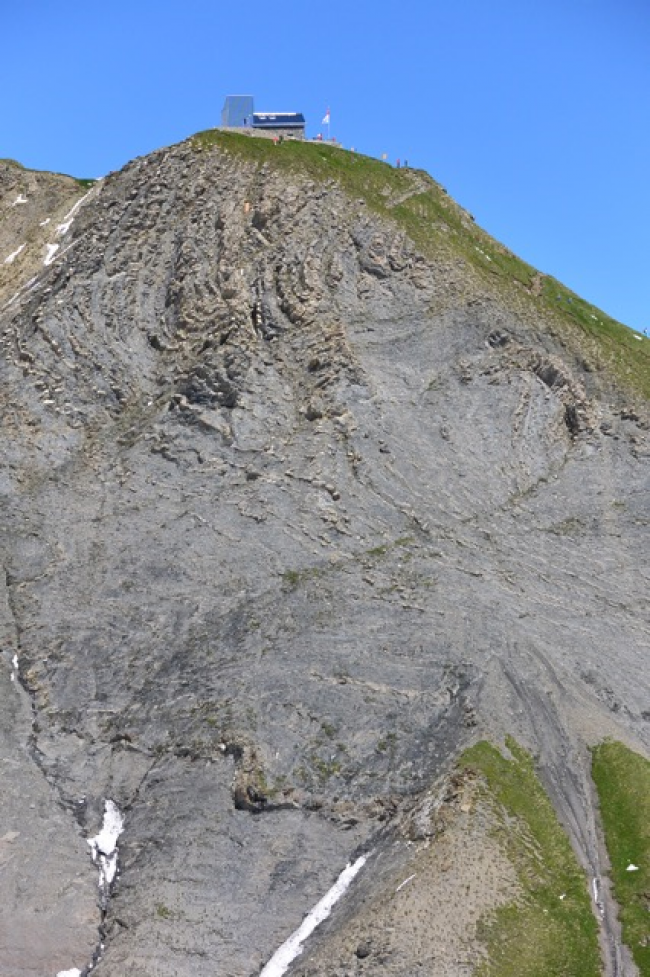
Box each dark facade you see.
[251,112,306,136]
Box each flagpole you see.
[322,107,331,143]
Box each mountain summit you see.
[1,132,648,977]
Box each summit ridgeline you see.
[1,132,648,977]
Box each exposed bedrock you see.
[0,139,647,975]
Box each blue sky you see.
[3,0,649,333]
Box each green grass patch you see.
[541,278,650,398]
[592,740,650,975]
[366,544,389,557]
[281,569,302,587]
[281,565,324,588]
[362,536,414,561]
[280,535,415,590]
[461,738,601,977]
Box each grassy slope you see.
[191,130,650,401]
[592,741,650,976]
[461,738,601,977]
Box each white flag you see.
[322,108,330,125]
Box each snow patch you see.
[626,863,639,872]
[395,873,416,893]
[88,799,124,888]
[56,189,94,238]
[4,244,26,264]
[260,855,368,977]
[10,653,18,683]
[56,969,82,977]
[42,189,94,267]
[44,243,60,266]
[11,194,27,206]
[40,217,51,226]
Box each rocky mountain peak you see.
[1,132,648,977]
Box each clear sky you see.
[3,0,649,333]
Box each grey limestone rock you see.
[0,135,647,976]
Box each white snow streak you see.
[11,194,27,206]
[4,243,25,264]
[39,217,51,226]
[44,243,60,266]
[2,275,40,311]
[88,799,124,887]
[3,289,22,309]
[260,855,368,977]
[41,188,94,267]
[395,873,416,893]
[56,969,82,977]
[56,191,92,238]
[10,653,18,683]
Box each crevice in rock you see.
[1,566,124,977]
[3,566,42,758]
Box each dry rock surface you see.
[0,137,648,976]
[0,159,91,309]
[293,772,520,977]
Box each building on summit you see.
[221,95,254,128]
[221,96,306,140]
[251,112,306,139]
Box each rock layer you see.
[0,136,648,975]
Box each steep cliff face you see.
[1,134,648,977]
